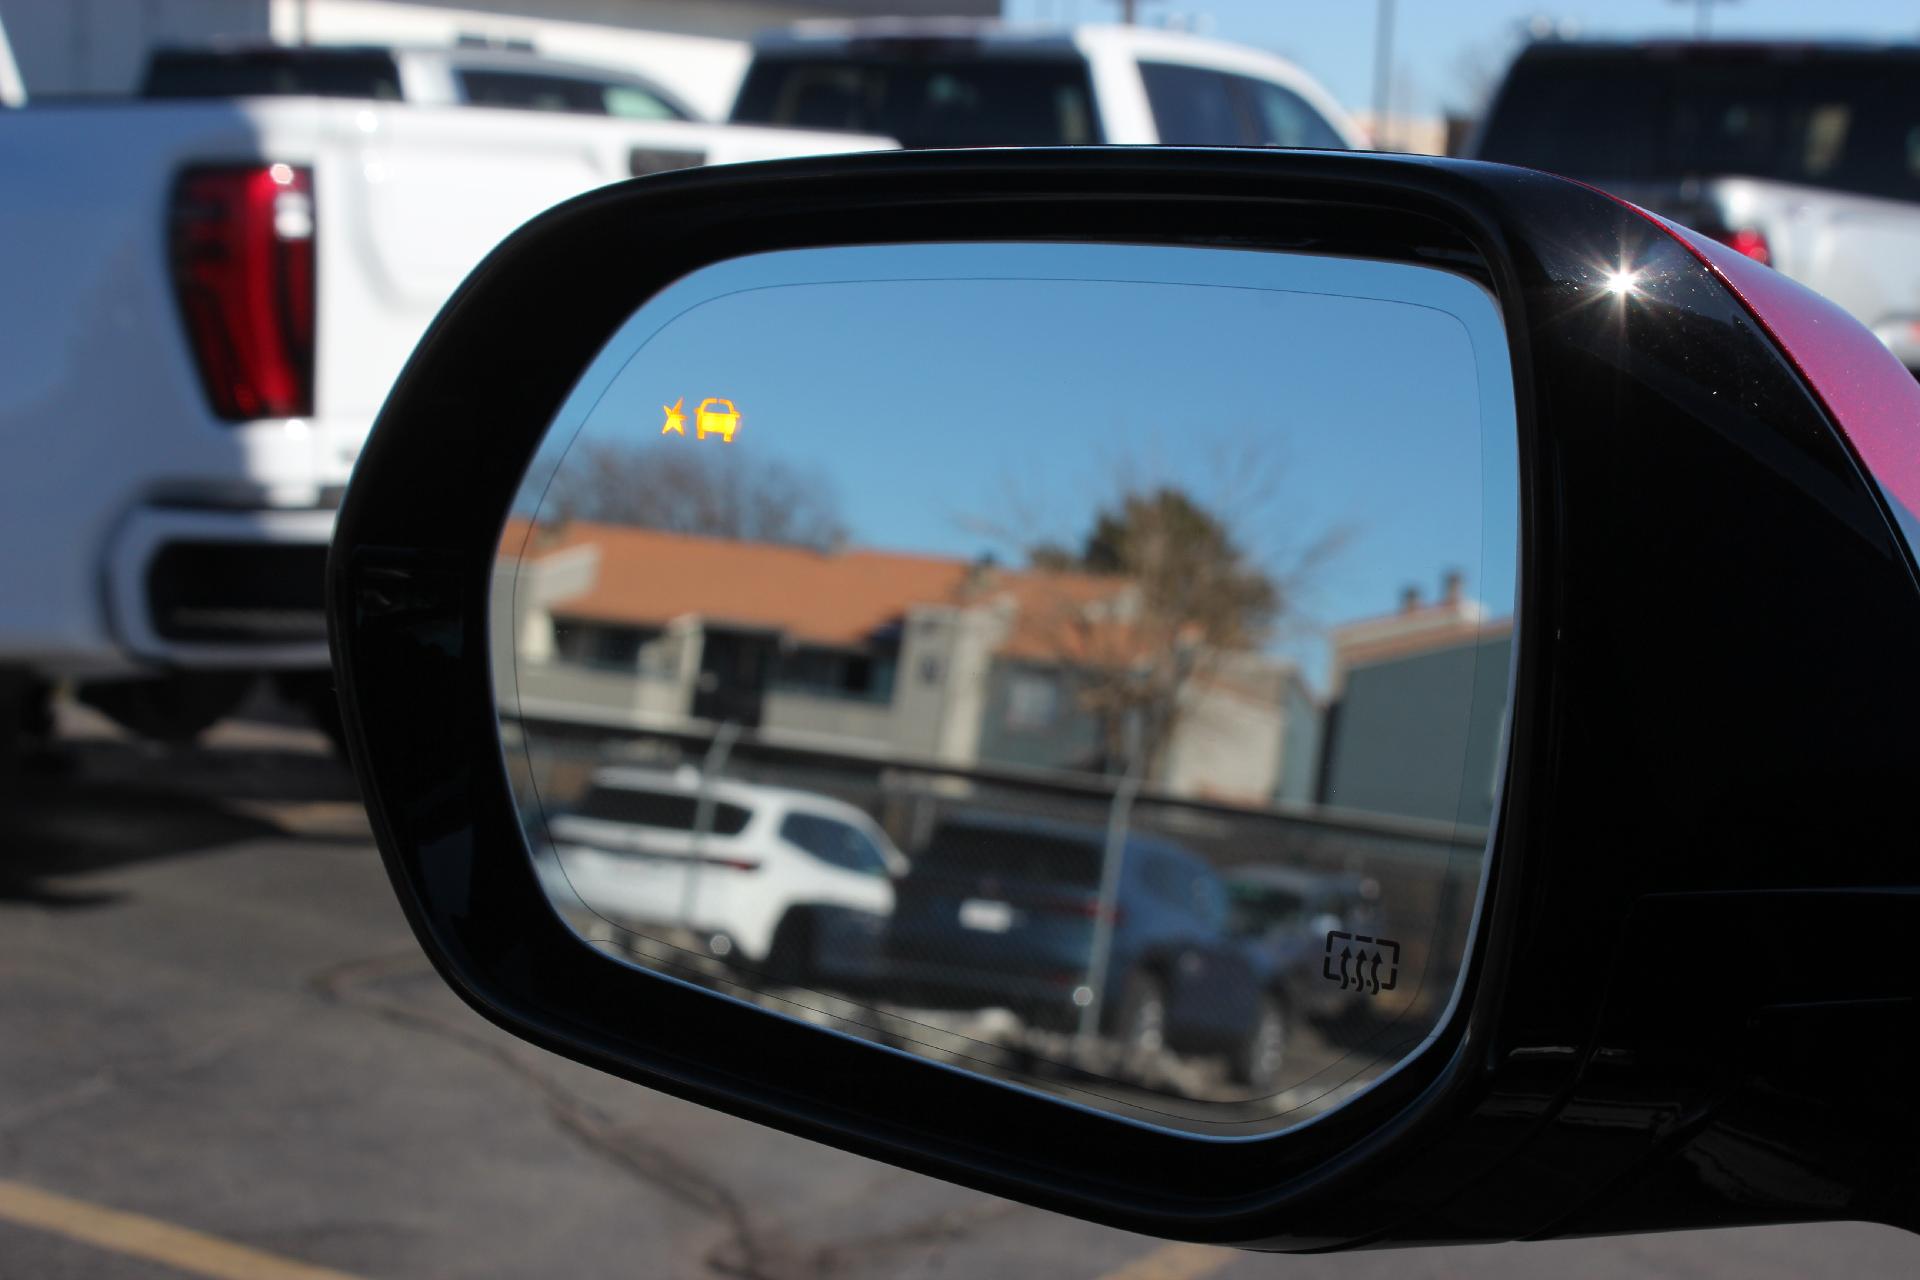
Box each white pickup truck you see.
[0,46,890,756]
[1471,40,1920,372]
[730,21,1364,151]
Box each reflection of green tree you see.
[1028,487,1285,780]
[549,441,847,551]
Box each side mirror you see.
[329,149,1920,1249]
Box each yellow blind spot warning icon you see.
[696,398,741,442]
[661,397,686,436]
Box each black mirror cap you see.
[327,148,1920,1249]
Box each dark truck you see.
[1471,40,1920,372]
[883,812,1282,1085]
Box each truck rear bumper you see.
[105,504,337,669]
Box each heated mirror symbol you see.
[1324,931,1400,995]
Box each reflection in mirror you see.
[494,243,1517,1133]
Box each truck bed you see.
[0,97,890,675]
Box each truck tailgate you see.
[0,98,891,671]
[312,103,893,428]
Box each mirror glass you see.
[494,242,1517,1134]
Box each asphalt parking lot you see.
[1,704,1913,1279]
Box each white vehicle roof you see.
[146,41,702,120]
[394,44,681,83]
[757,19,1084,57]
[749,21,1365,149]
[160,39,676,78]
[585,765,880,827]
[578,765,906,872]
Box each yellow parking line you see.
[0,1179,367,1280]
[1097,1241,1236,1280]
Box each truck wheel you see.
[76,673,251,744]
[1227,996,1289,1090]
[764,908,816,987]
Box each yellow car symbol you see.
[695,397,740,442]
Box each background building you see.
[1316,572,1512,829]
[498,520,1309,805]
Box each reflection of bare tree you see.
[549,441,848,551]
[979,449,1350,781]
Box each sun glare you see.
[1603,269,1640,296]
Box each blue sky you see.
[521,244,1519,677]
[1004,0,1920,119]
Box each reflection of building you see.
[1316,572,1512,829]
[499,521,1312,804]
[1349,111,1457,157]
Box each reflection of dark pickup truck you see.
[1471,41,1920,372]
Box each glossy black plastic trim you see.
[329,148,1920,1247]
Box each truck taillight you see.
[169,164,314,421]
[1712,226,1771,267]
[1036,896,1126,925]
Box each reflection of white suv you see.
[732,22,1363,151]
[543,767,903,971]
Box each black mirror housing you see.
[328,148,1920,1249]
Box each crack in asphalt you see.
[308,949,773,1279]
[310,949,1013,1280]
[0,983,275,1154]
[0,1070,117,1140]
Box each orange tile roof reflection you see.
[507,520,1130,654]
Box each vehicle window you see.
[1192,873,1228,932]
[1477,51,1920,204]
[459,69,603,114]
[920,822,1102,885]
[458,69,690,121]
[1141,63,1347,150]
[1242,77,1347,149]
[572,786,751,835]
[781,813,891,876]
[1139,61,1247,145]
[604,84,684,120]
[1154,858,1225,927]
[1226,884,1306,935]
[1140,853,1185,905]
[732,57,1098,148]
[142,51,402,100]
